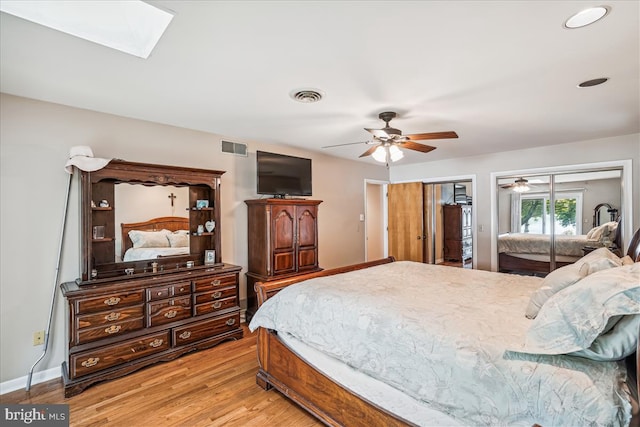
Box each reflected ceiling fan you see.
[322,111,458,163]
[500,177,539,193]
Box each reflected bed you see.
[120,216,189,262]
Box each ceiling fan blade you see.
[405,131,459,141]
[400,141,436,153]
[359,145,379,158]
[322,141,370,149]
[365,128,390,139]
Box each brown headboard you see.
[627,227,640,262]
[121,216,189,259]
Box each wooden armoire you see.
[443,204,473,264]
[245,199,322,320]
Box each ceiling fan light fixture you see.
[371,146,387,163]
[513,178,530,193]
[389,145,404,162]
[564,6,610,29]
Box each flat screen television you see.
[257,151,312,197]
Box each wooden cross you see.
[168,192,176,207]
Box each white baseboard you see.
[0,366,61,396]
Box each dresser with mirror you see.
[61,160,242,397]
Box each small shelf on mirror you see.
[92,238,114,242]
[191,232,214,236]
[189,207,214,211]
[92,207,113,211]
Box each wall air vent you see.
[221,140,248,156]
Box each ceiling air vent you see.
[221,140,248,156]
[290,88,324,103]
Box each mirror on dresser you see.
[80,160,224,283]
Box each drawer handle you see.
[164,310,178,319]
[225,318,236,326]
[104,312,121,321]
[105,325,121,334]
[157,291,163,296]
[212,301,222,309]
[179,287,185,292]
[212,291,222,299]
[179,331,191,340]
[81,357,100,368]
[104,297,121,306]
[210,279,221,286]
[149,339,164,348]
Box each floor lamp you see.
[26,147,110,391]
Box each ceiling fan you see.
[500,177,535,193]
[322,111,458,163]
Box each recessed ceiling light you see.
[564,6,610,29]
[290,88,324,103]
[0,0,174,59]
[578,77,609,88]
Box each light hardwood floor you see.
[1,326,322,427]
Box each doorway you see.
[387,179,474,267]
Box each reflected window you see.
[518,191,582,235]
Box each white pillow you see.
[516,263,640,356]
[570,315,640,361]
[525,263,586,319]
[525,247,624,319]
[129,229,171,248]
[578,257,622,276]
[167,232,189,248]
[586,221,617,242]
[621,255,635,266]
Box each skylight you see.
[0,1,174,59]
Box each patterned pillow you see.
[515,264,640,359]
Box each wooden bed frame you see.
[254,230,640,427]
[120,216,189,260]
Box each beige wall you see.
[0,93,388,385]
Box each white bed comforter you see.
[249,261,631,427]
[498,233,604,257]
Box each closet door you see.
[388,182,424,262]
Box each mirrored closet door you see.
[497,168,622,276]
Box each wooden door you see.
[296,205,318,272]
[270,205,296,275]
[388,182,424,262]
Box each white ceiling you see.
[1,1,638,165]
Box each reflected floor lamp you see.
[26,146,110,391]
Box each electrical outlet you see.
[33,330,45,346]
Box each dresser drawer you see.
[70,331,170,379]
[76,318,144,345]
[173,312,240,346]
[193,286,236,305]
[76,290,144,314]
[147,297,191,327]
[77,306,144,330]
[192,274,237,293]
[193,296,237,316]
[147,282,191,301]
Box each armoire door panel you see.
[297,248,317,270]
[271,206,295,251]
[297,208,317,248]
[273,252,295,275]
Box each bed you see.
[498,220,621,275]
[120,216,190,262]
[249,228,640,427]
